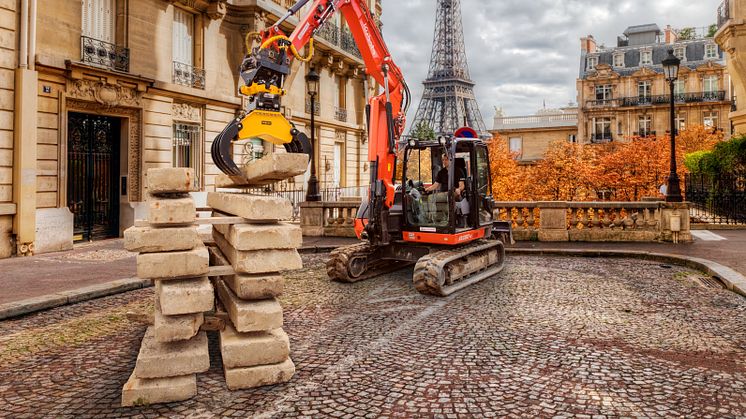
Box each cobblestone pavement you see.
[1,255,745,418]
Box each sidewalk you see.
[0,231,743,312]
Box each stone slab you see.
[137,245,209,279]
[147,194,196,226]
[216,280,283,333]
[213,230,302,274]
[215,153,308,188]
[220,323,290,369]
[207,192,292,221]
[154,298,204,343]
[121,372,196,407]
[124,225,201,253]
[156,277,214,315]
[146,167,196,194]
[224,273,284,300]
[134,327,210,379]
[213,220,302,251]
[34,207,73,254]
[224,358,295,390]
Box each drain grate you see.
[694,276,726,289]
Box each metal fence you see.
[686,173,746,225]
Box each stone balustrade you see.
[300,201,360,238]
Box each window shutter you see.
[82,0,114,42]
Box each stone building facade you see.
[577,24,732,143]
[491,107,578,163]
[1,0,381,257]
[715,0,746,135]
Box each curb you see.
[0,277,153,321]
[506,248,746,298]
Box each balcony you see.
[173,62,206,90]
[315,21,362,59]
[718,0,731,29]
[334,106,348,122]
[80,36,129,72]
[621,91,727,106]
[590,133,613,143]
[493,112,578,130]
[305,98,320,116]
[586,99,622,108]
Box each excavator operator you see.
[425,152,466,199]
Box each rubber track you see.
[326,243,413,283]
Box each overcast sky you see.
[378,0,722,129]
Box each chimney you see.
[581,35,597,53]
[664,25,677,44]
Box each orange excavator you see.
[211,0,511,296]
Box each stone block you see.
[134,327,210,379]
[224,273,284,300]
[124,225,201,253]
[216,280,283,333]
[220,323,290,368]
[207,192,292,221]
[215,153,308,188]
[136,246,209,279]
[153,300,204,343]
[121,372,196,407]
[147,194,196,226]
[156,277,214,315]
[224,358,295,390]
[146,167,196,194]
[213,221,302,251]
[34,208,73,254]
[214,230,302,274]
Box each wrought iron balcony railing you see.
[317,21,340,46]
[334,106,348,122]
[590,133,613,143]
[173,62,206,90]
[718,0,731,29]
[341,28,362,58]
[81,36,129,72]
[315,21,362,58]
[620,91,727,106]
[305,98,321,116]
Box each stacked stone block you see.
[121,168,213,406]
[209,191,301,390]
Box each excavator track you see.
[326,243,411,283]
[413,239,506,297]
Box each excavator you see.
[211,0,511,296]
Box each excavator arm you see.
[212,0,409,245]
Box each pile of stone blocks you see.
[209,191,302,390]
[122,168,213,406]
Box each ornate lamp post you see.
[662,49,683,202]
[305,68,321,202]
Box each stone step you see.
[224,358,295,390]
[215,279,283,333]
[136,245,209,279]
[207,192,291,222]
[121,372,196,407]
[146,167,197,195]
[124,225,201,253]
[220,323,289,369]
[156,277,214,316]
[215,153,308,188]
[134,327,210,379]
[213,230,302,274]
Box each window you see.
[613,53,624,67]
[587,56,598,71]
[674,80,686,95]
[568,134,577,143]
[475,146,492,224]
[640,50,652,66]
[173,8,194,66]
[332,142,344,187]
[173,123,202,188]
[509,137,522,157]
[82,0,115,43]
[704,111,718,128]
[704,75,719,93]
[595,85,612,102]
[592,117,612,142]
[674,47,686,61]
[638,115,652,136]
[638,81,652,103]
[675,113,686,133]
[705,44,718,59]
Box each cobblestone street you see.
[1,254,745,418]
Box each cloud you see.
[379,0,722,129]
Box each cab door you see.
[474,144,494,226]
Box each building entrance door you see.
[67,113,121,241]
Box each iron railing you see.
[80,36,129,72]
[686,173,746,225]
[317,21,340,45]
[341,28,362,58]
[305,98,321,116]
[173,61,206,89]
[718,0,731,29]
[590,133,613,143]
[315,21,362,58]
[586,91,728,109]
[173,123,202,189]
[334,106,348,122]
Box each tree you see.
[410,121,436,141]
[487,135,529,201]
[677,27,695,41]
[529,140,598,201]
[707,24,718,38]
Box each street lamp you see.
[305,67,321,202]
[662,49,683,203]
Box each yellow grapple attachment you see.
[237,109,293,145]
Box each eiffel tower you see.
[409,0,488,138]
